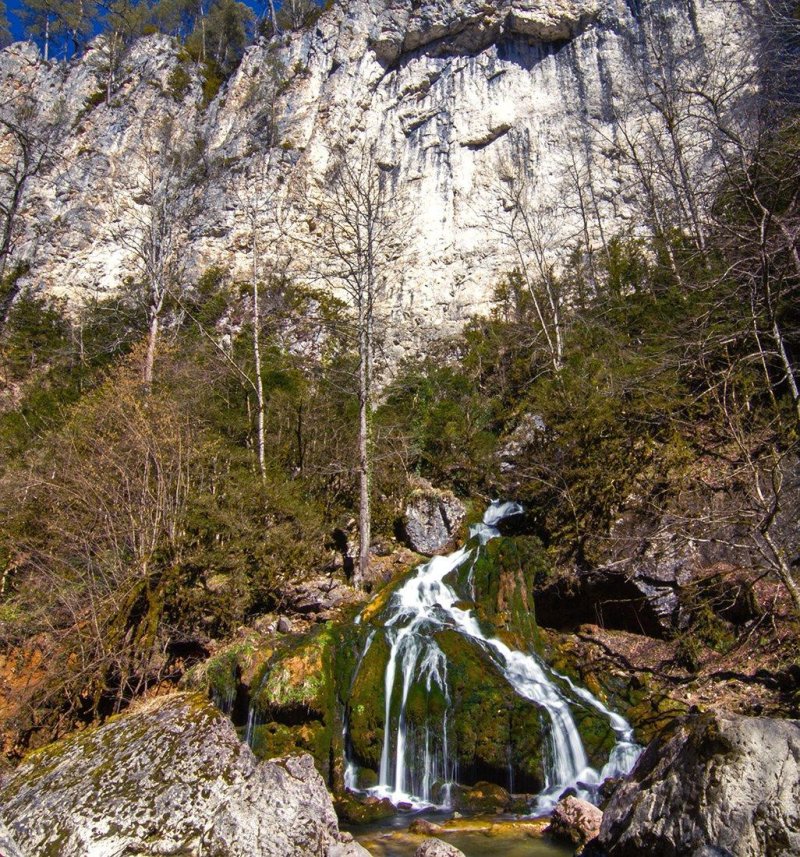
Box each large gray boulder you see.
[402,483,466,555]
[597,710,800,857]
[0,692,369,857]
[414,839,466,857]
[548,795,603,848]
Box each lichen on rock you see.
[0,692,366,857]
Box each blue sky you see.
[8,0,25,41]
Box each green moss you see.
[348,634,390,770]
[241,625,343,781]
[182,634,273,713]
[545,635,688,746]
[436,629,545,791]
[249,720,333,778]
[334,792,396,824]
[252,624,335,718]
[465,536,548,648]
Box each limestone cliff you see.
[0,0,757,358]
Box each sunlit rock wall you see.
[0,0,758,359]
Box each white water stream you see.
[345,501,641,811]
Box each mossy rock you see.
[360,567,417,626]
[334,792,396,824]
[252,624,336,720]
[451,781,512,813]
[464,536,548,647]
[436,629,545,793]
[625,687,689,745]
[544,633,688,746]
[347,634,391,770]
[570,706,616,766]
[347,765,378,790]
[245,623,346,782]
[249,720,333,779]
[181,632,275,713]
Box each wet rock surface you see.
[597,710,800,857]
[0,692,366,857]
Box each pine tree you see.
[20,0,97,59]
[0,0,12,47]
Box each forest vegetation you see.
[0,0,798,775]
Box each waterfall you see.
[345,500,642,811]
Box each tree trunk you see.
[355,293,371,590]
[252,235,266,480]
[267,0,280,34]
[144,290,165,392]
[357,364,370,591]
[144,311,159,392]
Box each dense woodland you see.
[0,0,798,762]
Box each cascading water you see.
[344,500,642,812]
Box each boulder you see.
[450,780,512,813]
[409,818,444,835]
[402,483,466,555]
[547,795,603,847]
[597,710,800,856]
[0,692,367,857]
[282,576,361,618]
[414,838,466,857]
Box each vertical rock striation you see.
[0,0,758,357]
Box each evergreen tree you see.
[0,0,12,47]
[183,0,251,74]
[20,0,97,59]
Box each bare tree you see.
[222,152,293,480]
[0,363,203,722]
[107,122,189,391]
[0,93,61,333]
[491,146,570,373]
[309,140,405,588]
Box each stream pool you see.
[345,812,574,857]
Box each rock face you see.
[597,710,800,857]
[402,483,467,554]
[0,0,756,360]
[0,692,368,857]
[282,575,362,618]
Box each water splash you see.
[344,500,641,811]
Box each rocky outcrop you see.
[401,483,467,554]
[0,0,757,361]
[597,710,800,857]
[548,795,604,848]
[0,692,368,857]
[0,822,25,857]
[282,575,363,618]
